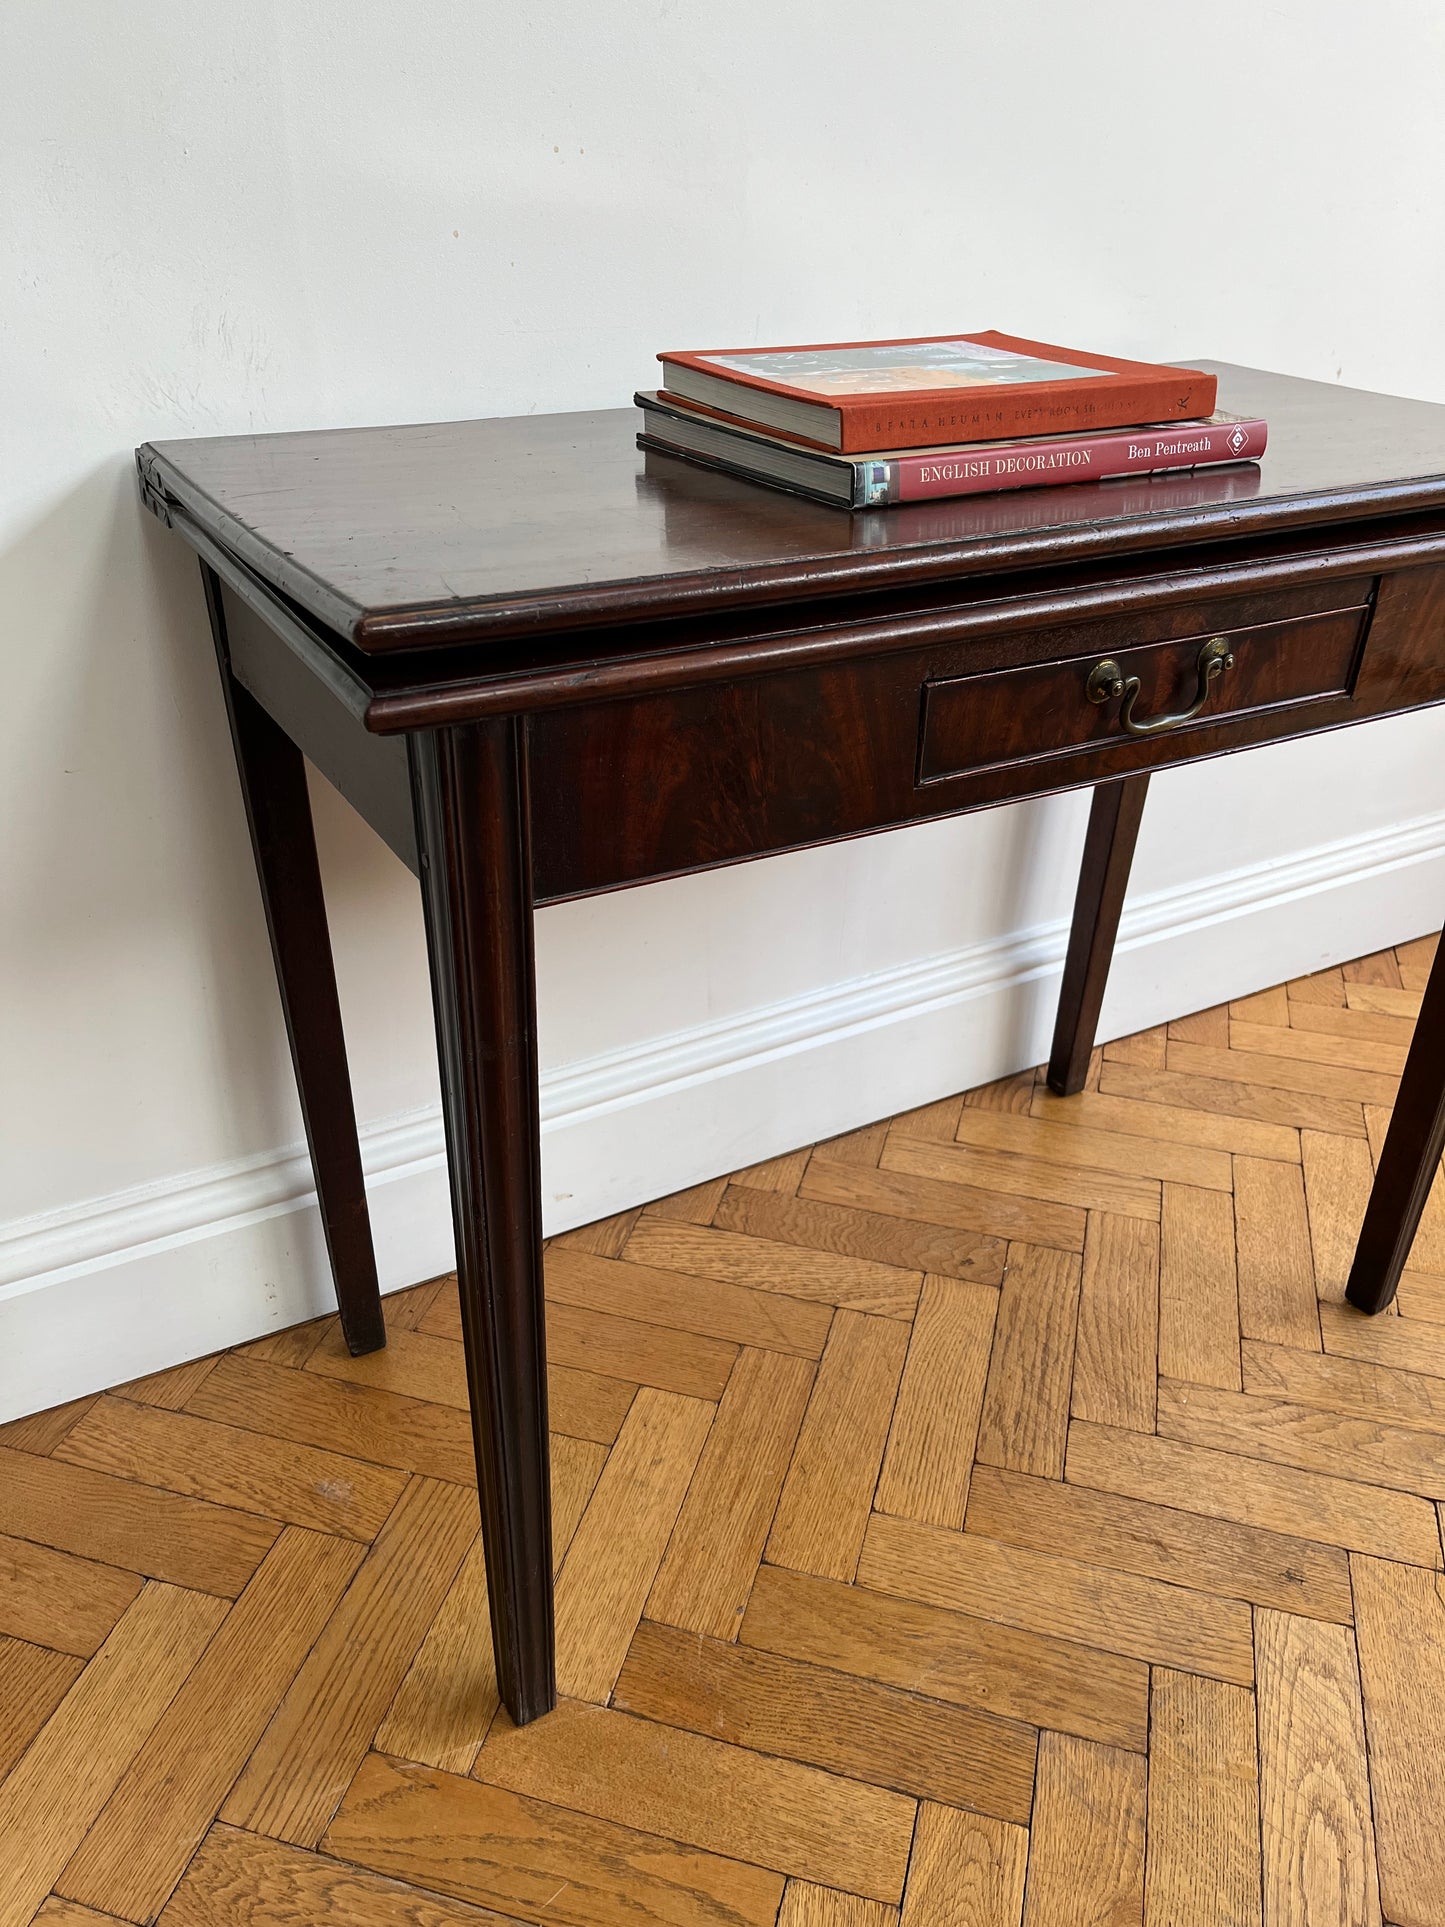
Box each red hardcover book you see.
[635,391,1266,510]
[657,331,1216,455]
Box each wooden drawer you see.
[918,600,1371,787]
[525,562,1442,904]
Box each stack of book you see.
[636,330,1265,510]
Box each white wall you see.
[4,1,1445,1416]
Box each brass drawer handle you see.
[1086,634,1235,738]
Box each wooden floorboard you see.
[1146,1669,1261,1927]
[8,935,1445,1923]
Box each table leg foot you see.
[1345,930,1445,1316]
[1047,773,1151,1097]
[411,720,556,1725]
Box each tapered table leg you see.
[1347,930,1445,1314]
[1047,773,1151,1097]
[201,564,385,1356]
[410,719,555,1725]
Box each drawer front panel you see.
[918,603,1370,786]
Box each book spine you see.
[885,418,1267,505]
[838,374,1218,454]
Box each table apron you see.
[220,554,1445,906]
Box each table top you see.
[140,363,1445,655]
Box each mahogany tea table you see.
[137,362,1445,1724]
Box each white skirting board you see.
[3,804,1441,1422]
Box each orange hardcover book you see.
[657,330,1217,455]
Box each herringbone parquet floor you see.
[5,936,1445,1927]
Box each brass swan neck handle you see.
[1086,635,1235,738]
